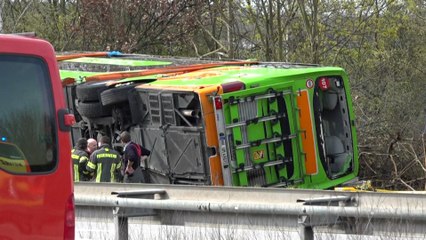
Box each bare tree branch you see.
[12,0,32,32]
[398,178,415,191]
[0,0,4,33]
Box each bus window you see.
[313,76,354,178]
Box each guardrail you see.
[75,182,426,240]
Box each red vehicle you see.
[0,34,75,239]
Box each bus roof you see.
[140,65,345,88]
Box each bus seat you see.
[322,93,338,111]
[325,136,344,155]
[325,136,348,174]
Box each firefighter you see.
[86,136,122,183]
[71,138,91,182]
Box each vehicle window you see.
[313,76,354,178]
[0,54,57,173]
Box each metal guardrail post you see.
[298,215,314,240]
[113,207,128,240]
[297,195,354,240]
[111,189,166,240]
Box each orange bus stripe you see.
[196,86,224,185]
[56,52,108,61]
[297,90,318,175]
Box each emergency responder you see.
[71,138,91,182]
[87,138,97,155]
[85,138,98,181]
[86,136,122,182]
[120,131,151,183]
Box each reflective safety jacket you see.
[71,148,90,181]
[87,144,122,182]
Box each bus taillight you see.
[214,97,223,110]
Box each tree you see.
[296,0,319,63]
[347,0,426,190]
[0,0,4,33]
[240,0,298,61]
[76,0,202,54]
[188,0,230,58]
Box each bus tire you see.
[100,84,135,106]
[76,81,110,102]
[77,101,112,118]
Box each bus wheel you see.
[76,81,110,102]
[100,84,135,106]
[77,101,112,118]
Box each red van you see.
[0,34,75,239]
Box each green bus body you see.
[62,61,358,189]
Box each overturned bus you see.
[61,56,358,189]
